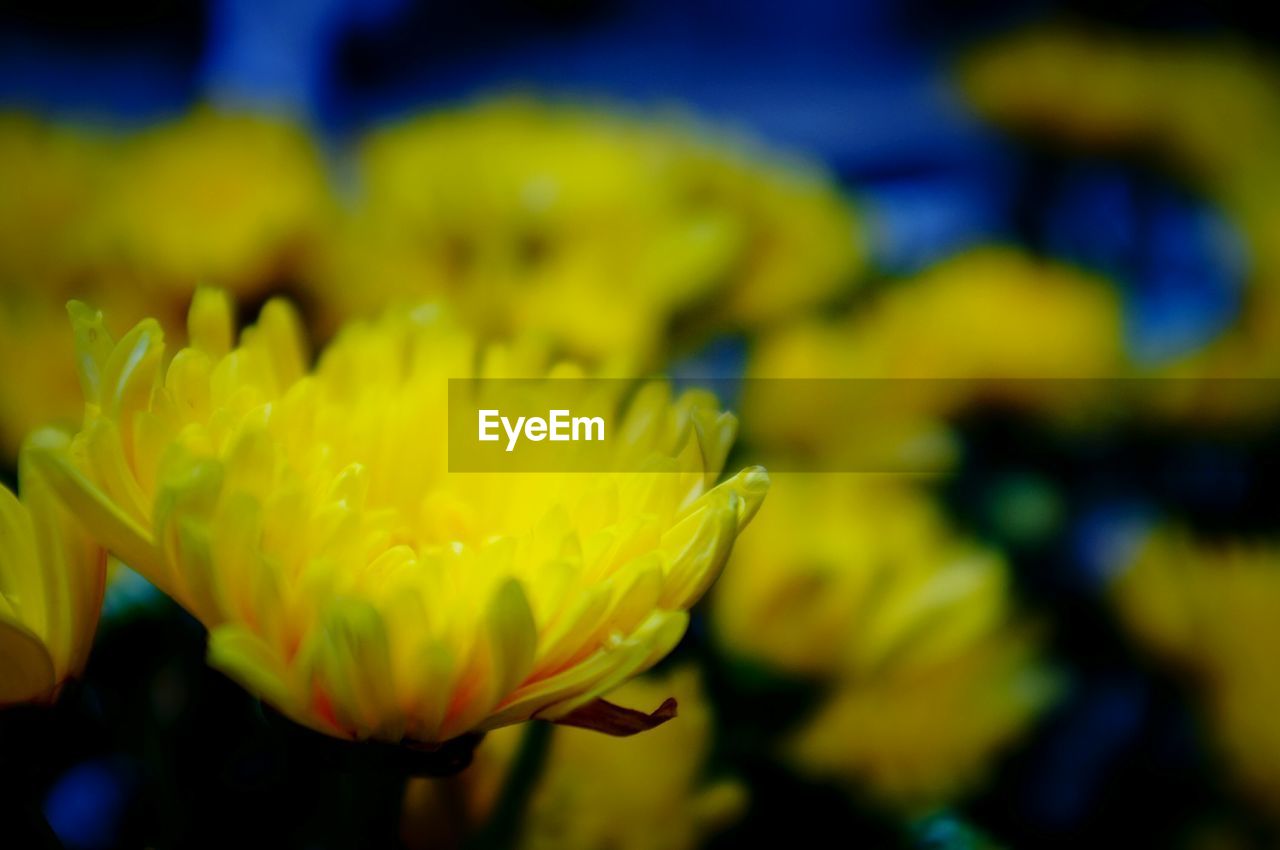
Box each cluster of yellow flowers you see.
[0,96,873,848]
[694,246,1119,808]
[962,28,1280,419]
[1112,532,1280,817]
[311,98,862,365]
[714,475,1059,807]
[0,100,859,460]
[0,88,1113,843]
[964,26,1280,832]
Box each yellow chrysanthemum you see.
[81,107,331,296]
[0,115,113,456]
[0,109,331,459]
[31,289,767,744]
[0,113,111,288]
[743,247,1125,469]
[309,98,860,364]
[402,667,745,850]
[786,631,1054,808]
[962,29,1280,419]
[1,445,107,706]
[961,29,1280,192]
[1113,531,1280,817]
[714,475,1059,806]
[0,279,176,460]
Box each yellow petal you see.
[19,448,106,678]
[67,300,115,408]
[207,623,312,728]
[101,318,165,428]
[438,578,538,740]
[254,298,309,388]
[500,610,687,725]
[25,428,163,582]
[0,616,57,705]
[188,287,234,359]
[306,598,402,740]
[0,481,40,626]
[659,492,739,610]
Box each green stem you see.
[465,721,553,850]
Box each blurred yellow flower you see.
[1,445,107,706]
[0,115,113,456]
[0,113,110,288]
[788,631,1052,809]
[402,667,745,850]
[715,477,1008,679]
[1113,531,1280,817]
[0,109,331,459]
[83,107,331,297]
[309,98,860,365]
[31,289,767,744]
[743,247,1125,469]
[962,29,1280,419]
[714,475,1059,806]
[0,279,173,460]
[961,29,1280,192]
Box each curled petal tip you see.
[733,466,769,527]
[188,286,235,358]
[742,466,770,493]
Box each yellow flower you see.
[786,631,1053,808]
[713,475,1059,806]
[309,98,860,365]
[961,28,1280,213]
[961,29,1280,420]
[31,289,767,744]
[742,247,1125,470]
[0,109,330,459]
[1,445,107,706]
[0,115,111,456]
[82,107,331,296]
[1113,531,1280,817]
[402,667,745,850]
[0,280,175,461]
[0,113,110,288]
